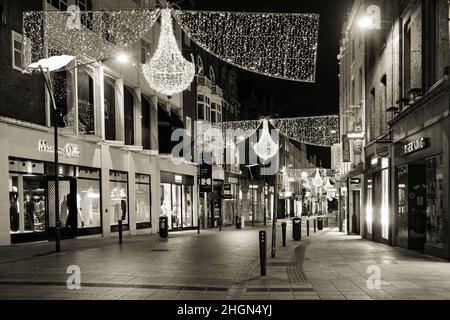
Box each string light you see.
[142,9,195,96]
[174,10,320,82]
[253,119,279,161]
[270,115,340,147]
[23,9,161,70]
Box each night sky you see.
[179,0,354,167]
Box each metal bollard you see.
[118,219,123,244]
[281,222,287,247]
[198,217,200,234]
[314,219,317,233]
[259,231,267,276]
[307,219,310,236]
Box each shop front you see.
[393,128,446,256]
[222,176,240,227]
[0,122,158,246]
[365,156,391,245]
[8,159,103,243]
[160,172,195,231]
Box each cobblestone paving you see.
[0,217,449,300]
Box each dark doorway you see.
[47,177,77,240]
[351,190,360,235]
[408,163,427,251]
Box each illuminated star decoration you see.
[142,8,195,96]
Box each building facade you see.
[339,0,450,259]
[1,0,202,246]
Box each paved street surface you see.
[0,217,449,300]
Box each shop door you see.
[171,185,182,230]
[351,190,360,234]
[47,178,77,239]
[408,164,427,251]
[372,172,382,242]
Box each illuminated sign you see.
[175,175,183,184]
[402,138,429,156]
[346,132,365,140]
[38,140,80,158]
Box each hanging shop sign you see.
[349,178,361,185]
[342,135,351,163]
[223,183,231,191]
[401,137,430,156]
[38,140,80,158]
[376,143,391,158]
[199,164,213,193]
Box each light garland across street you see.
[173,10,320,83]
[23,9,161,69]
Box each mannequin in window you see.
[24,193,34,231]
[120,199,127,221]
[9,187,19,232]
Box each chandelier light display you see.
[253,119,279,161]
[173,10,320,82]
[312,168,324,188]
[23,9,161,69]
[142,8,195,96]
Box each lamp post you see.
[28,55,75,253]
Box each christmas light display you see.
[252,119,279,161]
[173,10,320,83]
[142,8,195,96]
[23,9,161,70]
[270,115,340,147]
[312,168,324,187]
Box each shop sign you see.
[175,175,183,184]
[223,183,231,191]
[38,140,80,158]
[342,135,351,162]
[350,178,361,184]
[228,177,239,184]
[199,164,212,193]
[376,143,391,158]
[402,137,429,156]
[222,194,232,200]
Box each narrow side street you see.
[0,219,449,300]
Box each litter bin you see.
[235,216,241,229]
[292,218,302,241]
[159,216,168,238]
[317,217,323,231]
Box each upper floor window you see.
[47,0,68,11]
[11,31,25,71]
[197,56,204,76]
[209,66,216,85]
[141,39,152,64]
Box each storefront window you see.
[76,168,101,229]
[172,185,182,229]
[381,168,389,239]
[397,166,408,239]
[160,173,195,230]
[109,171,128,227]
[182,185,193,228]
[426,155,443,246]
[136,174,151,228]
[9,160,46,238]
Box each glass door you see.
[171,185,182,229]
[47,177,77,239]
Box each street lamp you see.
[28,55,75,253]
